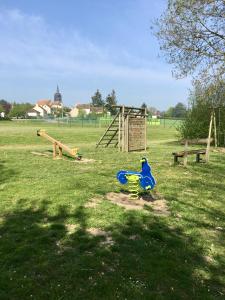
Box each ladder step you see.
[100,139,117,143]
[101,134,118,139]
[99,143,118,146]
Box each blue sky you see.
[0,0,191,109]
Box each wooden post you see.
[213,111,217,147]
[53,142,57,158]
[206,112,213,162]
[183,139,188,167]
[122,106,125,152]
[59,147,63,159]
[118,112,121,152]
[126,115,129,152]
[144,108,147,151]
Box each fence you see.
[12,116,184,128]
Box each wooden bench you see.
[172,149,206,164]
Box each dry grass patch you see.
[86,228,114,246]
[84,197,102,208]
[65,223,79,234]
[74,158,96,163]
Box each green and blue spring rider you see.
[116,158,156,198]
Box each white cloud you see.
[0,8,189,85]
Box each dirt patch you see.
[56,240,73,254]
[213,147,225,153]
[86,228,114,246]
[31,151,51,157]
[106,192,170,216]
[31,151,95,163]
[203,255,214,264]
[129,234,140,240]
[84,197,102,208]
[74,158,96,163]
[65,224,78,234]
[87,228,108,236]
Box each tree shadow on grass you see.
[0,160,16,184]
[0,200,224,300]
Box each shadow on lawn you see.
[0,200,224,300]
[0,160,16,184]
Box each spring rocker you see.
[37,129,82,160]
[116,158,156,199]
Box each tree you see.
[155,0,225,78]
[164,102,187,118]
[164,106,175,118]
[78,109,87,118]
[141,102,147,110]
[173,102,187,118]
[91,89,105,107]
[0,99,11,115]
[178,79,225,143]
[105,90,117,115]
[8,103,33,118]
[0,104,5,116]
[148,106,158,117]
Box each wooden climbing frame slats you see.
[96,105,147,152]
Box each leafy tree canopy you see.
[155,0,225,78]
[8,103,33,118]
[178,79,225,144]
[91,89,105,107]
[0,99,11,115]
[105,90,117,115]
[141,102,147,109]
[164,102,187,118]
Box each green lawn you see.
[0,121,224,299]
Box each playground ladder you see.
[96,111,121,148]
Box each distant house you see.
[32,104,48,117]
[37,99,52,107]
[31,99,63,117]
[27,109,41,118]
[70,104,104,117]
[91,106,104,114]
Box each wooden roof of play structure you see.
[96,105,147,152]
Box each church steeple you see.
[54,85,62,103]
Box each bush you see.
[178,80,225,146]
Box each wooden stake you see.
[206,112,213,162]
[53,142,57,158]
[213,111,217,147]
[183,139,188,167]
[144,108,147,151]
[118,112,121,152]
[122,106,125,152]
[59,147,63,159]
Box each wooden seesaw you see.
[37,129,82,160]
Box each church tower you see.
[54,85,62,103]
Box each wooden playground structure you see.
[37,129,81,160]
[96,105,147,152]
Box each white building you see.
[27,109,41,118]
[70,104,104,117]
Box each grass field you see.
[0,121,225,299]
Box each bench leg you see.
[174,156,179,164]
[196,153,200,162]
